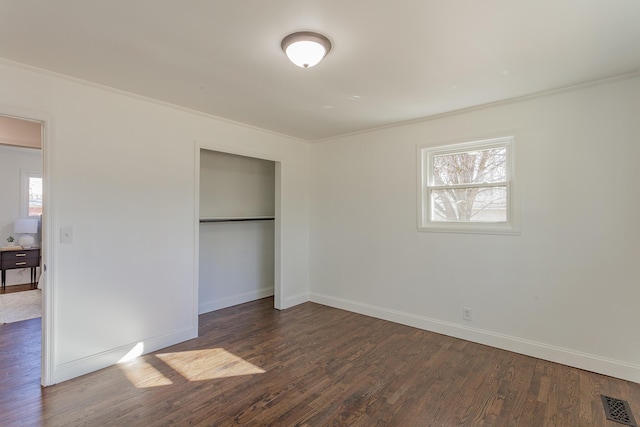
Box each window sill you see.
[418,223,521,236]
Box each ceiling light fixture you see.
[281,31,332,68]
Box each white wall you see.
[4,53,636,385]
[0,144,41,285]
[310,76,640,382]
[199,221,275,312]
[199,150,275,312]
[200,150,275,218]
[0,60,310,384]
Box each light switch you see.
[60,226,73,244]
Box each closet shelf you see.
[200,216,275,223]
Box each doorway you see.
[0,116,42,293]
[0,110,52,386]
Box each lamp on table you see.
[14,218,38,248]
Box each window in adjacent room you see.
[418,135,519,235]
[21,171,42,217]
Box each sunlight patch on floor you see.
[117,342,173,388]
[118,359,174,388]
[116,343,265,388]
[156,348,265,381]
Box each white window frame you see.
[21,169,42,218]
[418,135,520,235]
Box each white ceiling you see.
[1,1,639,141]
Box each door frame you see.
[0,104,54,386]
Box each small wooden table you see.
[0,247,40,290]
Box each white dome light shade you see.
[285,41,326,68]
[281,32,332,68]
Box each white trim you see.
[417,133,520,235]
[41,115,54,387]
[0,104,54,386]
[199,287,275,314]
[312,71,640,143]
[282,292,309,309]
[309,292,640,383]
[54,325,197,384]
[192,143,201,338]
[0,58,308,146]
[273,162,283,309]
[194,140,284,311]
[1,57,638,145]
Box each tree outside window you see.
[419,136,518,235]
[431,146,507,222]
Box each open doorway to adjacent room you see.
[0,113,47,384]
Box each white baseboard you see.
[54,325,197,384]
[282,292,309,309]
[199,287,274,314]
[309,292,640,383]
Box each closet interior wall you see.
[198,149,275,313]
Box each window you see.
[28,175,42,216]
[418,135,519,234]
[21,171,42,218]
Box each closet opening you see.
[197,148,280,314]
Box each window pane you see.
[28,176,43,216]
[432,147,506,185]
[431,186,507,222]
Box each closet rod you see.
[200,217,275,223]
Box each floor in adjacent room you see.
[0,297,638,426]
[0,283,35,294]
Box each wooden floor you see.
[1,297,638,426]
[0,282,35,294]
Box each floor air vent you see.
[601,395,637,426]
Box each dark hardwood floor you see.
[0,282,35,294]
[1,297,638,426]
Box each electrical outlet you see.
[463,308,472,321]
